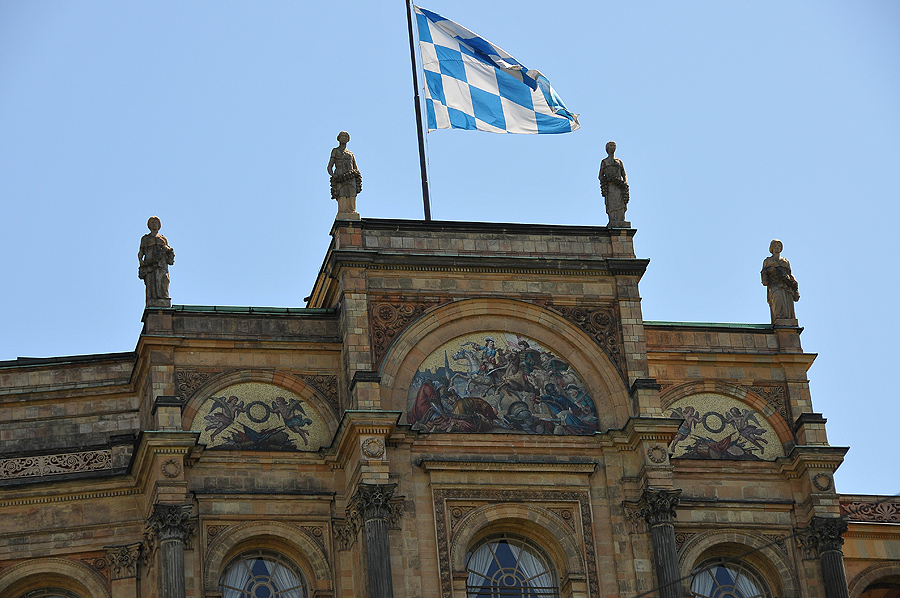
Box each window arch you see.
[219,550,309,598]
[690,558,773,598]
[465,533,559,598]
[18,591,83,598]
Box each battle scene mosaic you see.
[665,393,783,461]
[192,382,329,451]
[407,332,600,435]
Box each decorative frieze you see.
[105,543,143,579]
[0,450,112,481]
[841,500,900,523]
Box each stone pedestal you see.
[146,504,194,598]
[638,488,682,598]
[349,483,399,598]
[336,197,360,220]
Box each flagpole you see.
[405,0,432,221]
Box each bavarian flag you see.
[414,5,580,134]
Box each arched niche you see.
[0,558,111,598]
[660,381,792,461]
[182,370,339,452]
[204,520,332,595]
[678,529,799,598]
[449,503,589,598]
[380,298,631,432]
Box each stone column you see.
[638,488,682,598]
[349,483,399,598]
[146,504,194,598]
[807,517,850,598]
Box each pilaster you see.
[146,503,195,598]
[638,488,682,598]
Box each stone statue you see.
[327,131,362,219]
[761,239,800,324]
[599,141,630,227]
[138,216,175,308]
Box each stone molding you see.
[0,450,112,481]
[105,542,143,580]
[848,562,900,598]
[841,499,900,523]
[796,517,849,558]
[145,504,195,548]
[637,488,682,527]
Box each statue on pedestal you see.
[328,131,362,219]
[138,216,175,308]
[599,141,630,227]
[761,239,800,325]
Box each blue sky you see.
[1,1,897,494]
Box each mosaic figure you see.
[408,332,600,436]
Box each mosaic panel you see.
[407,332,600,435]
[665,393,783,461]
[192,382,329,451]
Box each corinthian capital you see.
[798,516,848,556]
[349,483,400,524]
[638,488,682,527]
[146,503,195,545]
[105,542,143,580]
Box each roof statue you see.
[761,239,800,325]
[138,216,175,308]
[599,141,630,228]
[327,131,362,220]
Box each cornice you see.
[779,445,849,479]
[0,484,140,507]
[417,458,597,474]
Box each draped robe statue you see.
[599,141,630,227]
[761,239,800,324]
[138,216,175,308]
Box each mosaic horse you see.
[449,347,504,396]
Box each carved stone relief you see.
[105,543,143,580]
[369,296,449,368]
[536,301,626,381]
[0,450,113,480]
[746,384,791,424]
[175,370,214,402]
[841,499,900,523]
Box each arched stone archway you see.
[204,520,332,595]
[0,558,111,598]
[850,563,900,598]
[678,529,799,598]
[447,502,591,598]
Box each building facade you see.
[1,218,897,598]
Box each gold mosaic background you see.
[665,392,783,461]
[193,382,329,451]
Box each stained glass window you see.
[219,550,308,598]
[690,559,772,598]
[465,534,559,598]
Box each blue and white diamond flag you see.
[414,5,580,134]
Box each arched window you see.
[219,550,308,598]
[860,575,900,598]
[690,558,772,598]
[19,590,83,598]
[465,533,559,598]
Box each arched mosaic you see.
[407,332,600,435]
[665,393,783,461]
[192,382,329,451]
